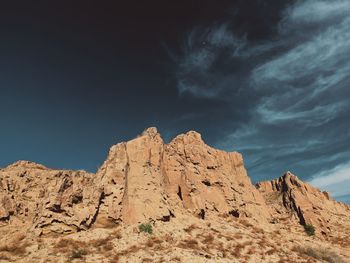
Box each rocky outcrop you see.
[0,128,272,234]
[1,128,349,236]
[162,130,270,221]
[0,161,102,234]
[95,127,270,225]
[256,172,350,235]
[95,127,172,225]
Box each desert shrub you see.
[70,249,88,259]
[139,223,153,234]
[304,224,315,236]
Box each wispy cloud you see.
[309,161,350,198]
[174,0,350,199]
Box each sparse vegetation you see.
[139,223,153,234]
[54,233,120,260]
[304,224,315,236]
[54,239,88,254]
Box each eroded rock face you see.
[0,161,102,234]
[95,127,271,225]
[163,130,270,221]
[1,128,348,236]
[96,127,172,225]
[256,172,350,235]
[0,128,271,233]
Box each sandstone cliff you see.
[0,128,271,235]
[257,172,350,236]
[93,127,271,226]
[1,128,350,263]
[1,128,349,237]
[0,161,102,235]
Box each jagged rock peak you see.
[169,130,204,145]
[256,171,350,236]
[94,127,271,225]
[141,127,159,138]
[4,160,48,170]
[281,171,302,185]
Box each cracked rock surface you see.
[0,127,349,237]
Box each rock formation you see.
[0,127,349,238]
[1,128,350,263]
[257,172,350,236]
[0,161,102,235]
[95,127,270,225]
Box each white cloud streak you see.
[175,0,350,202]
[309,162,350,198]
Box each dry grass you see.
[110,234,175,262]
[90,234,117,252]
[54,238,91,261]
[177,239,200,250]
[97,218,119,229]
[145,236,164,248]
[240,219,254,228]
[0,254,10,261]
[70,249,88,260]
[141,258,153,262]
[231,245,242,258]
[257,237,269,249]
[54,230,121,261]
[246,246,257,255]
[330,235,350,247]
[228,240,256,259]
[184,224,198,234]
[163,234,175,244]
[114,244,142,259]
[252,226,265,234]
[292,246,346,263]
[54,238,88,254]
[233,232,243,239]
[0,234,29,256]
[217,233,235,241]
[201,233,215,244]
[266,247,278,255]
[109,253,120,263]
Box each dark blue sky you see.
[0,0,237,170]
[1,0,349,203]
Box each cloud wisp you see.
[309,161,350,200]
[175,0,350,199]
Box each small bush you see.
[304,224,315,236]
[139,223,153,234]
